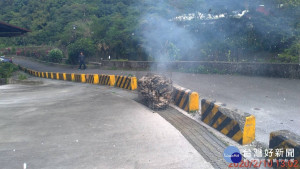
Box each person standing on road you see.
[78,51,86,70]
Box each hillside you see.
[0,0,299,63]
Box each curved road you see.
[13,57,300,144]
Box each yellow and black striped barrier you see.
[27,69,32,75]
[85,74,116,86]
[50,72,57,79]
[86,74,97,84]
[30,70,34,76]
[74,73,86,83]
[66,73,72,81]
[23,67,28,73]
[27,69,31,75]
[27,69,32,74]
[99,74,115,86]
[58,73,67,80]
[99,74,110,85]
[18,65,25,71]
[46,72,50,79]
[55,72,59,80]
[173,85,199,112]
[18,66,136,90]
[201,99,255,145]
[115,75,137,90]
[269,130,300,169]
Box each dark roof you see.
[0,21,31,37]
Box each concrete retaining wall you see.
[0,78,6,85]
[96,60,300,79]
[201,99,256,145]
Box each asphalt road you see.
[0,77,213,169]
[13,57,300,145]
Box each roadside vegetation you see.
[18,73,28,80]
[0,62,18,79]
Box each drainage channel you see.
[157,107,256,169]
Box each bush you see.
[11,47,16,55]
[25,50,31,57]
[18,74,27,80]
[277,53,298,63]
[14,46,51,60]
[0,62,18,78]
[48,48,63,63]
[67,38,96,65]
[277,43,300,63]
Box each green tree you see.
[67,38,96,64]
[48,48,63,63]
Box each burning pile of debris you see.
[138,73,173,110]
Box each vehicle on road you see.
[0,56,12,63]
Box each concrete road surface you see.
[13,57,300,145]
[0,78,213,169]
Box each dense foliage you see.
[0,0,299,63]
[0,62,18,78]
[67,38,96,64]
[48,48,63,63]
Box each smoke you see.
[140,15,196,61]
[137,0,197,72]
[136,0,298,65]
